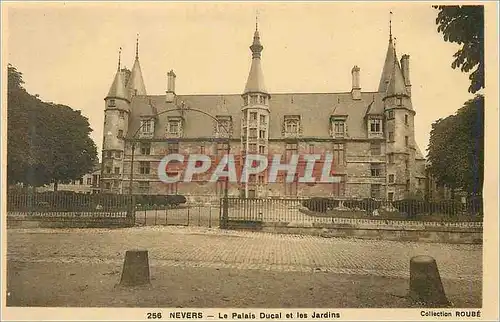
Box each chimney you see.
[351,65,361,100]
[166,69,176,103]
[400,55,411,96]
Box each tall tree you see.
[427,95,484,195]
[434,5,484,93]
[7,65,98,189]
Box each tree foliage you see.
[433,5,484,93]
[427,95,484,195]
[7,64,98,188]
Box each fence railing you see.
[7,192,132,218]
[223,197,483,223]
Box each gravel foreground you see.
[6,226,482,308]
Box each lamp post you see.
[126,106,231,228]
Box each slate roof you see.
[127,91,385,140]
[106,70,129,101]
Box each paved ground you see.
[6,226,482,307]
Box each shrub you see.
[302,197,338,213]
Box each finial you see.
[256,10,259,31]
[136,33,139,60]
[389,11,393,41]
[118,47,122,71]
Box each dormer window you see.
[168,120,179,134]
[108,99,116,107]
[167,116,183,137]
[141,119,154,134]
[369,119,382,133]
[215,115,233,137]
[329,117,346,138]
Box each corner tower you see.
[241,19,270,198]
[101,48,131,193]
[380,25,418,200]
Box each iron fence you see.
[223,196,483,224]
[7,192,132,219]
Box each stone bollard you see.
[119,250,151,287]
[409,255,450,307]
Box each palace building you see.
[100,22,427,201]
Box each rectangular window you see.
[388,131,394,142]
[388,154,394,164]
[141,142,151,155]
[258,145,265,154]
[259,130,266,139]
[370,143,381,155]
[108,99,116,107]
[106,167,111,174]
[260,115,266,124]
[285,142,298,162]
[405,114,409,125]
[284,116,301,136]
[243,96,248,106]
[369,119,382,133]
[258,174,265,184]
[397,97,403,106]
[105,182,111,189]
[389,174,395,183]
[106,151,113,158]
[249,128,257,138]
[371,166,381,177]
[79,178,84,185]
[259,96,266,105]
[250,112,257,121]
[168,120,180,134]
[141,120,153,133]
[250,95,258,105]
[332,175,345,196]
[371,184,381,199]
[387,110,394,119]
[119,111,125,119]
[308,144,315,154]
[86,177,92,185]
[139,161,150,175]
[113,180,120,188]
[167,142,179,154]
[249,143,257,153]
[200,145,205,155]
[286,121,298,133]
[215,116,232,137]
[114,167,120,174]
[115,151,122,159]
[333,143,345,166]
[388,192,394,202]
[333,121,345,136]
[405,136,409,147]
[118,130,123,138]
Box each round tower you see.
[382,39,416,200]
[101,48,131,193]
[241,21,270,198]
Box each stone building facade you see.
[101,25,426,201]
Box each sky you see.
[6,2,475,159]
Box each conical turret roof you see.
[127,58,147,96]
[244,28,268,95]
[106,70,128,101]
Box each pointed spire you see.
[244,16,268,95]
[128,35,147,96]
[117,47,122,71]
[389,11,393,41]
[107,48,128,101]
[135,33,139,60]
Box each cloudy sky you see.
[6,2,476,158]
